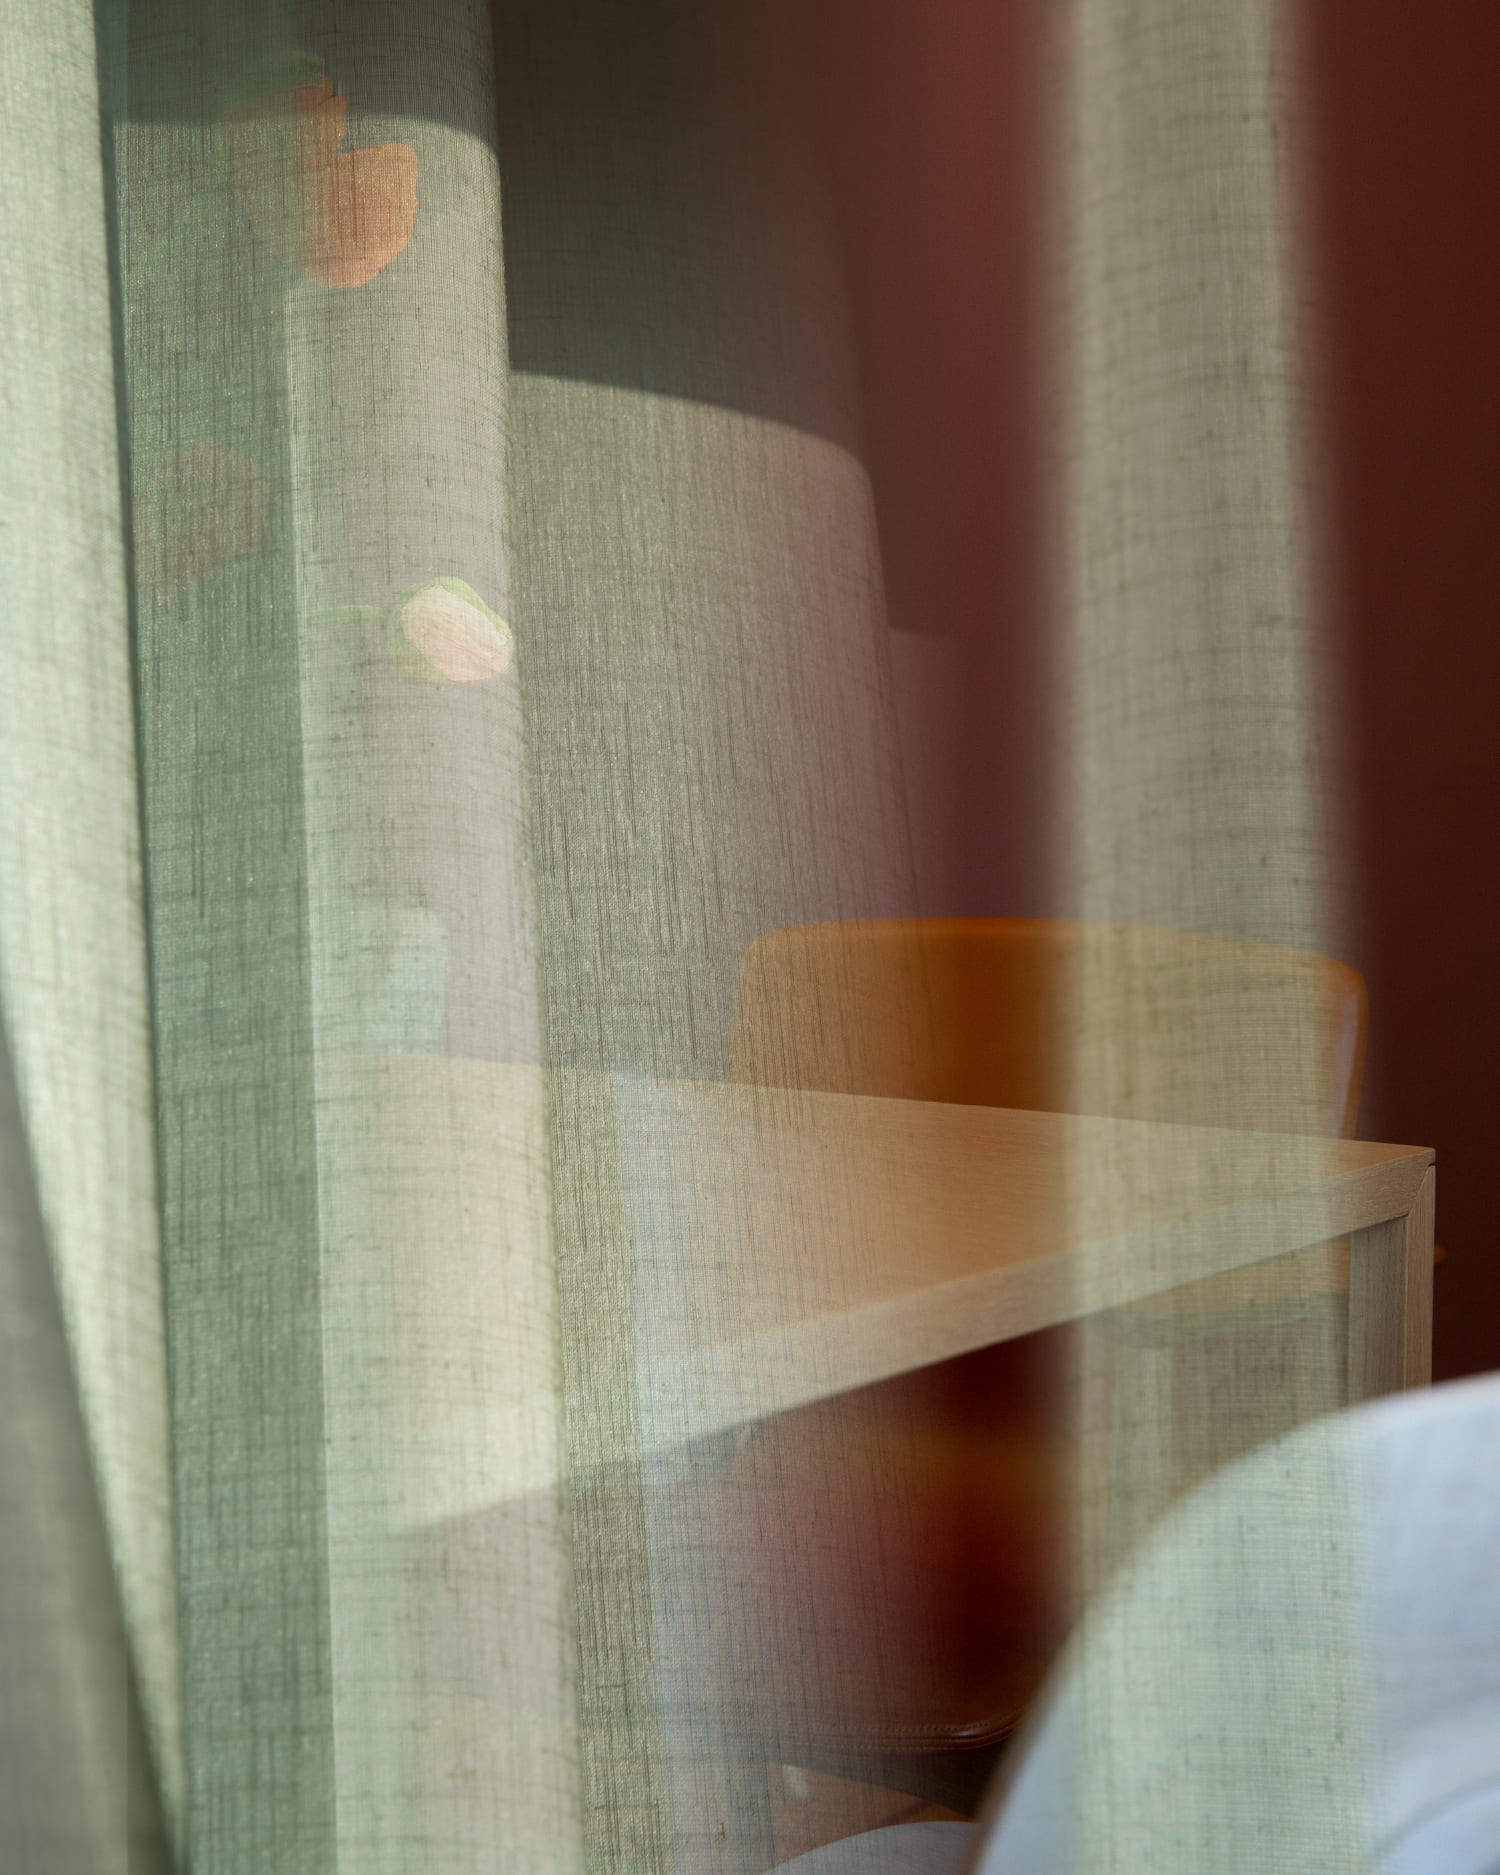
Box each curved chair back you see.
[732,917,1368,1325]
[730,917,1366,1136]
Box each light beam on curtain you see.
[104,0,916,1869]
[1,0,180,1858]
[1054,0,1369,1868]
[111,0,579,1868]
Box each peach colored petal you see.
[303,141,419,288]
[220,73,417,288]
[398,584,513,685]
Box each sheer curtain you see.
[1,1,1364,1870]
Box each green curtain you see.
[7,0,911,1866]
[1,0,178,1861]
[1,0,1372,1870]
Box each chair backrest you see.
[729,918,1366,1138]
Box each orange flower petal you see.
[221,73,417,288]
[303,143,420,288]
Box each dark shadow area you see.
[491,0,864,453]
[810,0,1058,920]
[1303,0,1500,1380]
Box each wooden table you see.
[346,1058,1435,1873]
[594,1075,1435,1873]
[603,1076,1434,1453]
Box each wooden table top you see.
[323,1059,1431,1499]
[604,1076,1432,1449]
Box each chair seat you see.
[774,1821,974,1874]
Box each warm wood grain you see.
[349,1057,1431,1875]
[348,1056,1431,1483]
[1347,1165,1436,1398]
[607,1077,1431,1452]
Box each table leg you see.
[1347,1167,1435,1400]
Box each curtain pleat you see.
[0,1020,171,1869]
[496,4,916,1867]
[1058,0,1329,953]
[110,1,582,1868]
[0,0,182,1853]
[114,7,344,1864]
[1055,2,1368,1867]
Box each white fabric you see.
[774,1821,972,1875]
[1387,1790,1500,1875]
[1366,1377,1500,1875]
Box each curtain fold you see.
[115,7,345,1864]
[0,1016,171,1870]
[1055,2,1365,1865]
[497,7,914,1866]
[112,1,579,1867]
[0,0,182,1849]
[1058,0,1330,952]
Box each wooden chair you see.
[717,917,1368,1812]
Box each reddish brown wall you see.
[816,0,1055,918]
[822,2,1498,1378]
[1301,1,1500,1379]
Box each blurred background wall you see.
[1302,0,1500,1383]
[813,0,1498,1381]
